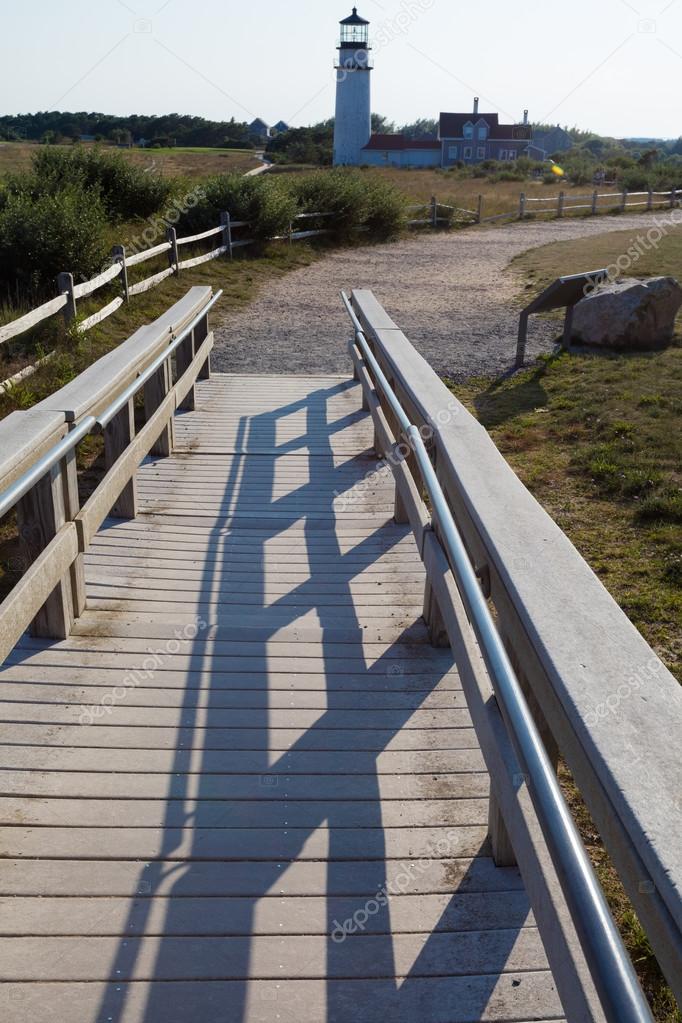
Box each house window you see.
[463,123,473,139]
[499,149,507,161]
[477,147,485,158]
[463,146,472,159]
[448,144,458,160]
[479,124,488,140]
[508,148,517,160]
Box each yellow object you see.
[551,163,565,177]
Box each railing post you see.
[647,188,654,212]
[104,399,138,517]
[221,211,233,259]
[167,227,180,275]
[16,457,80,638]
[621,189,628,212]
[671,187,677,209]
[195,309,211,381]
[144,357,174,457]
[557,191,565,218]
[176,320,197,412]
[591,190,598,216]
[519,192,526,220]
[476,194,483,223]
[430,195,438,228]
[112,245,129,302]
[516,311,530,369]
[57,272,77,325]
[489,794,516,867]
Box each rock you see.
[571,276,682,350]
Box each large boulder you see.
[571,276,682,349]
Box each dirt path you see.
[213,214,668,379]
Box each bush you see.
[361,175,406,239]
[288,170,371,241]
[177,174,297,240]
[27,146,173,219]
[0,186,109,297]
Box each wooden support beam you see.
[144,360,173,457]
[103,399,138,518]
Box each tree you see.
[371,113,395,133]
[400,118,438,139]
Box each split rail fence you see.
[408,186,681,227]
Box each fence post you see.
[518,192,526,220]
[476,194,483,223]
[57,272,77,325]
[288,220,293,245]
[647,188,654,212]
[430,195,438,229]
[671,188,677,209]
[221,211,233,259]
[591,190,598,216]
[621,189,628,213]
[557,191,565,219]
[167,227,180,275]
[16,456,82,639]
[112,244,129,302]
[516,311,529,370]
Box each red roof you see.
[363,134,441,151]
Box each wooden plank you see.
[77,295,124,333]
[72,260,122,300]
[0,293,68,346]
[128,265,175,297]
[126,241,172,267]
[0,976,563,1022]
[176,224,224,246]
[0,890,533,935]
[0,410,66,490]
[177,244,228,270]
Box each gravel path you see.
[213,214,666,380]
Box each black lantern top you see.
[340,7,369,25]
[339,8,369,47]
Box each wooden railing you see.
[408,187,681,227]
[0,286,218,661]
[347,289,682,1019]
[0,212,333,355]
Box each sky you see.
[0,0,680,138]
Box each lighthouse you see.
[333,8,372,166]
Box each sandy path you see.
[213,214,668,380]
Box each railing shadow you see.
[93,376,527,1023]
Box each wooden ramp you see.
[0,374,564,1022]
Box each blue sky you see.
[1,0,680,137]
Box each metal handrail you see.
[341,290,654,1023]
[0,291,221,518]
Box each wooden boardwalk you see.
[0,373,564,1022]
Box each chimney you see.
[473,97,479,116]
[523,109,529,125]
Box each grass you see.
[0,142,261,180]
[449,345,681,1023]
[512,223,682,291]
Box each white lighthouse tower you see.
[333,8,372,166]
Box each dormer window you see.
[479,124,488,140]
[463,123,474,139]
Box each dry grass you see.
[0,142,261,180]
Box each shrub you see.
[361,175,406,238]
[0,186,109,297]
[28,146,173,219]
[288,170,371,241]
[177,174,297,240]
